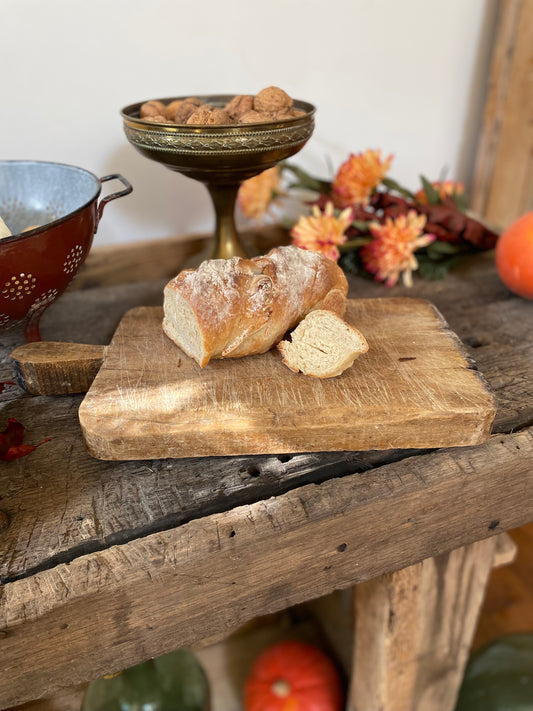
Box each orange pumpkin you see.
[495,211,533,299]
[244,640,344,711]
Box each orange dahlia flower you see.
[332,149,393,208]
[290,201,353,262]
[415,180,465,205]
[237,166,282,221]
[361,210,435,287]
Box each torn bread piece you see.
[277,309,369,378]
[0,216,12,240]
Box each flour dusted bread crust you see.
[277,309,369,378]
[162,245,348,367]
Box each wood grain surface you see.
[78,298,496,460]
[349,538,498,711]
[11,341,106,395]
[2,427,533,709]
[470,0,533,227]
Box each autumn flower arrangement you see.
[237,150,498,287]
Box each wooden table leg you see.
[347,537,499,711]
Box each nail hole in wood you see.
[464,336,489,349]
[337,543,347,552]
[247,465,261,478]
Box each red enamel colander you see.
[0,160,132,342]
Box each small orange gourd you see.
[244,640,344,711]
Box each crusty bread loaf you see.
[277,309,369,378]
[162,245,348,367]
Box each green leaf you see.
[416,252,464,280]
[279,216,296,230]
[339,251,373,279]
[420,175,441,205]
[340,236,372,251]
[426,240,465,257]
[351,220,372,232]
[451,190,470,213]
[283,163,332,194]
[381,177,415,200]
[416,259,452,280]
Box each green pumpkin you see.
[81,649,210,711]
[455,634,533,711]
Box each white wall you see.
[1,0,499,246]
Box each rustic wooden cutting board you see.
[78,298,496,460]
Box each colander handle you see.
[96,174,133,225]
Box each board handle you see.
[10,342,106,396]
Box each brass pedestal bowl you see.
[121,95,315,264]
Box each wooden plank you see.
[78,299,496,460]
[348,538,497,711]
[470,0,533,227]
[8,533,520,711]
[1,426,533,709]
[1,255,532,586]
[5,685,87,711]
[0,392,402,584]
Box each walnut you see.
[187,106,233,125]
[225,94,254,120]
[269,108,298,120]
[164,100,183,120]
[183,96,203,106]
[238,110,272,124]
[139,100,166,118]
[144,114,169,123]
[254,86,293,113]
[173,101,204,124]
[138,88,303,127]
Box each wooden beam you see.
[471,0,533,228]
[12,532,518,711]
[348,538,498,711]
[1,428,533,709]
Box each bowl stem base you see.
[183,182,259,268]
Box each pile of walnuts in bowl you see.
[139,86,305,126]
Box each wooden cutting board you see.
[77,298,496,460]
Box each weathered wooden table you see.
[1,230,532,711]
